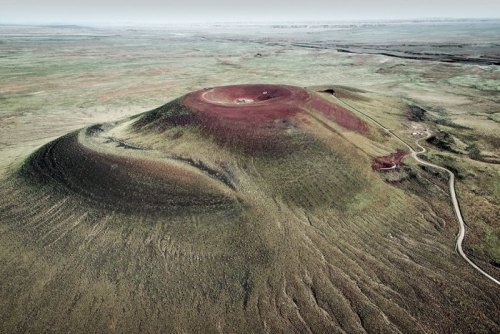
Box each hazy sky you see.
[1,0,499,24]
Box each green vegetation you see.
[467,143,481,160]
[435,117,471,129]
[407,105,427,121]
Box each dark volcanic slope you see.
[19,131,235,214]
[0,84,499,333]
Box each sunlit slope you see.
[0,85,498,333]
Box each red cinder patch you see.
[182,84,309,123]
[307,94,369,133]
[140,84,374,154]
[372,149,408,171]
[180,84,310,153]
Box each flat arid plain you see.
[0,20,499,333]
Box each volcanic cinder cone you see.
[0,84,498,333]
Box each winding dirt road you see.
[413,134,500,286]
[333,95,500,286]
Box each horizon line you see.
[1,17,500,27]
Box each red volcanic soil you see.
[372,149,408,171]
[307,94,369,134]
[182,84,309,124]
[136,84,371,154]
[183,84,369,133]
[181,84,311,153]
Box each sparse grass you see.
[435,117,471,129]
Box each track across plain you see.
[333,95,500,286]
